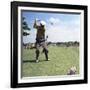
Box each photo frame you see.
[11,1,88,88]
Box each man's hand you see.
[35,18,37,23]
[33,19,37,28]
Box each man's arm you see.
[33,19,38,29]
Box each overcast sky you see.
[22,11,81,43]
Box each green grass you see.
[22,46,79,77]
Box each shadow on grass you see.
[23,59,47,63]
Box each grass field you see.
[22,46,79,77]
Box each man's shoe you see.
[46,58,50,61]
[36,59,39,63]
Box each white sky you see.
[23,12,80,43]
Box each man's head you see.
[40,21,46,26]
[35,19,46,27]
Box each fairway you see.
[22,46,79,77]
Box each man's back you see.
[36,26,45,39]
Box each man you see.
[33,19,49,63]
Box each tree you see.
[22,17,30,36]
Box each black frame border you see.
[11,1,88,88]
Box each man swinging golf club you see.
[33,19,49,63]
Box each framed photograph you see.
[11,1,88,88]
